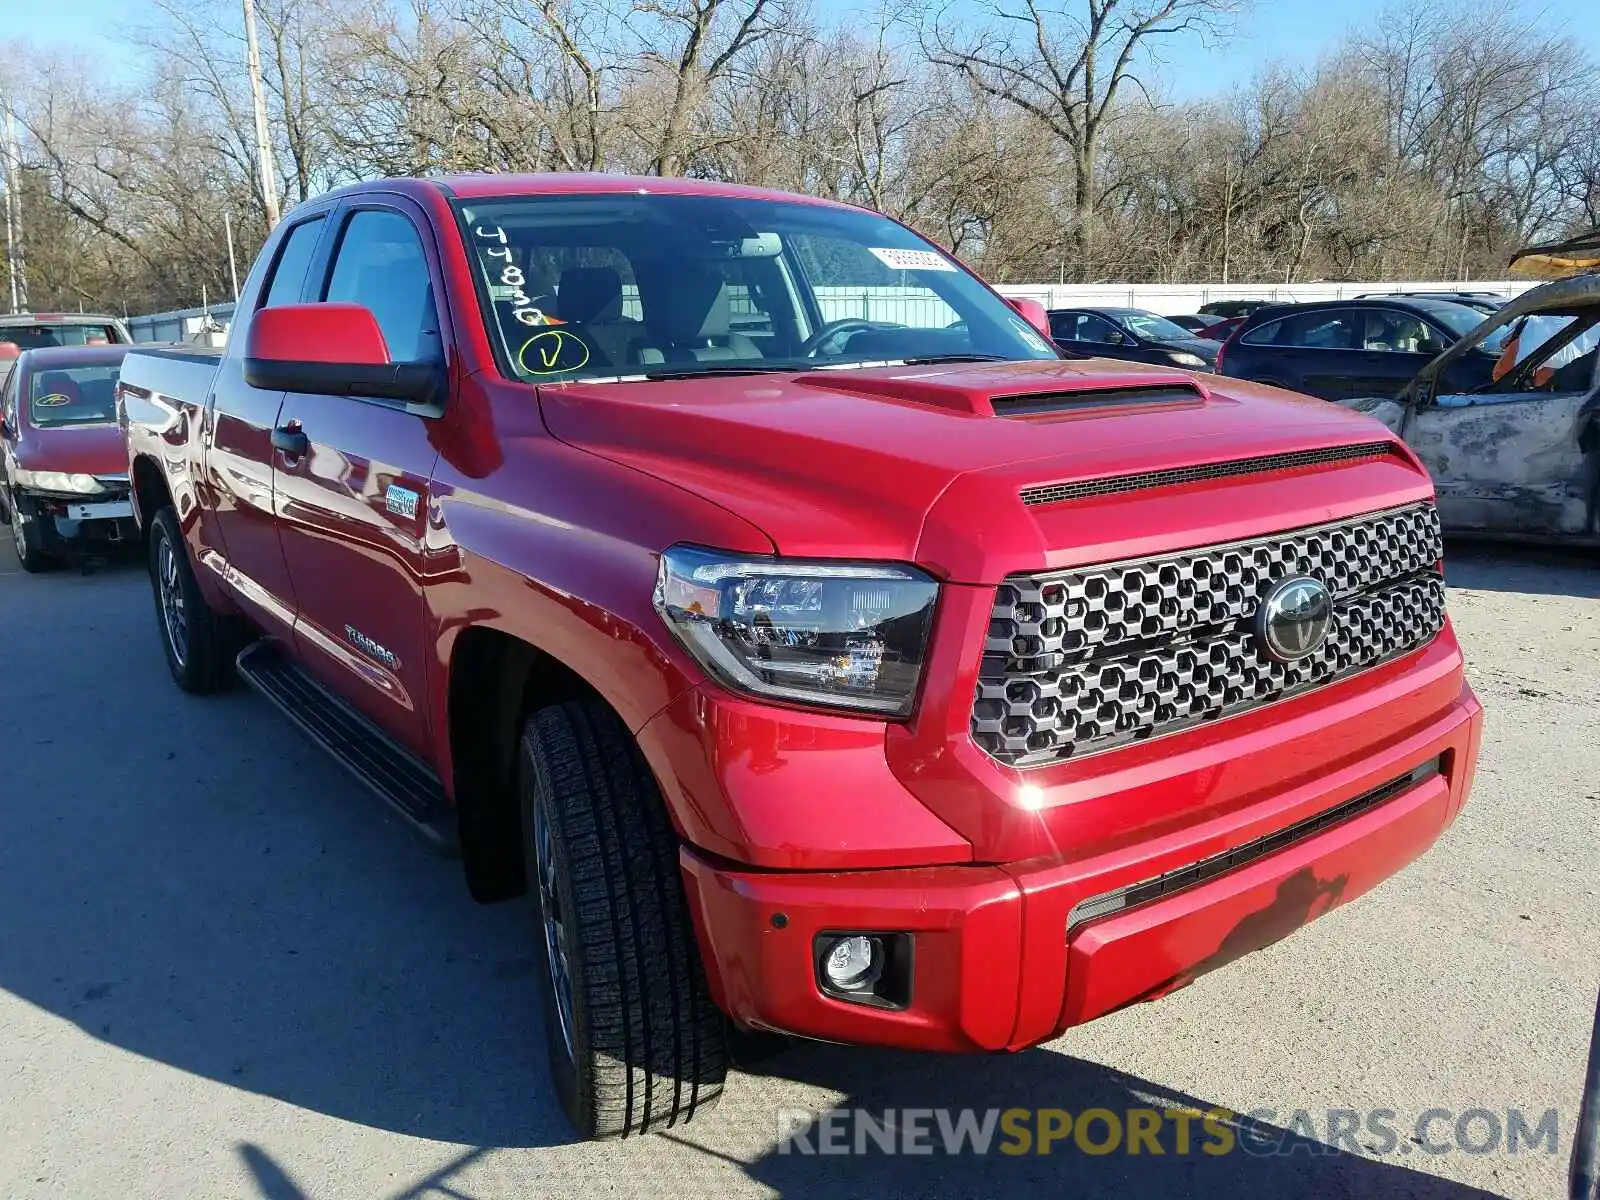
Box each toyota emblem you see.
[1255,575,1333,662]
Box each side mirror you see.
[243,303,440,405]
[1004,296,1054,340]
[1104,329,1127,345]
[1416,338,1445,356]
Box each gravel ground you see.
[0,535,1594,1200]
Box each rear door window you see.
[1281,310,1361,349]
[260,217,326,310]
[1239,318,1283,346]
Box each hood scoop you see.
[989,382,1204,417]
[798,366,1208,417]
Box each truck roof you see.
[307,172,863,213]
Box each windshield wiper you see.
[639,365,796,381]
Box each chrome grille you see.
[971,503,1445,766]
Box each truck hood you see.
[538,358,1420,583]
[11,422,128,477]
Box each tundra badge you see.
[345,625,398,669]
[386,484,420,519]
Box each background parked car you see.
[0,313,134,389]
[1048,306,1223,370]
[1216,297,1502,400]
[1197,298,1274,319]
[1354,290,1510,314]
[1197,315,1246,341]
[1164,313,1214,333]
[0,344,135,571]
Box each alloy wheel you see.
[157,536,189,668]
[532,793,577,1063]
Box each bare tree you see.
[3,0,1599,314]
[925,0,1241,276]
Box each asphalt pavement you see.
[0,535,1594,1200]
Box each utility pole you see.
[223,209,241,300]
[242,0,280,231]
[1,104,28,313]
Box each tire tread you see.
[523,699,727,1138]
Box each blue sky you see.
[6,0,1600,97]
[1157,0,1600,98]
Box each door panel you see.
[201,209,332,636]
[1296,348,1358,399]
[271,200,446,757]
[1407,393,1590,534]
[1351,350,1433,400]
[273,395,440,754]
[205,355,296,636]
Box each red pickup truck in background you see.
[118,174,1483,1140]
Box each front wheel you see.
[519,699,728,1138]
[8,491,53,573]
[147,506,234,693]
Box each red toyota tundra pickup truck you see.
[118,174,1482,1139]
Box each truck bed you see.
[120,345,223,406]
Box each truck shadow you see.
[0,568,567,1149]
[714,1041,1511,1200]
[229,1042,1512,1199]
[0,567,1515,1198]
[1443,538,1600,598]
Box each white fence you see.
[990,279,1537,315]
[128,279,1535,343]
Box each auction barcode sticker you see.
[868,247,957,272]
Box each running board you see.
[235,641,459,856]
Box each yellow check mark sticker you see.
[517,329,590,376]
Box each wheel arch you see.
[130,453,173,540]
[445,623,674,904]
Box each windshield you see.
[1110,310,1196,342]
[0,323,120,351]
[454,193,1059,382]
[28,364,121,427]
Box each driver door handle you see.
[271,420,309,458]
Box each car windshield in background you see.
[0,323,118,351]
[453,193,1060,383]
[1110,309,1197,342]
[28,365,121,427]
[1492,313,1600,376]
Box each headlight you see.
[653,545,939,717]
[1169,352,1208,369]
[12,469,105,494]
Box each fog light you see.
[823,935,880,990]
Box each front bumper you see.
[13,486,136,551]
[680,680,1481,1052]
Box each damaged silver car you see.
[1343,236,1600,545]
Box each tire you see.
[147,506,234,693]
[8,490,54,573]
[519,699,728,1138]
